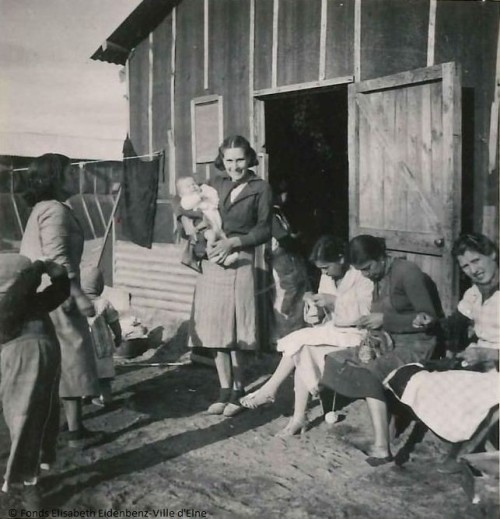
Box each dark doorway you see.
[264,86,349,258]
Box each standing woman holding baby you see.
[189,135,273,417]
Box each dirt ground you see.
[0,323,490,519]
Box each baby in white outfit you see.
[176,176,238,266]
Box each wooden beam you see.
[249,0,255,145]
[427,0,437,67]
[95,194,107,228]
[348,84,358,238]
[354,0,361,81]
[148,33,154,156]
[204,0,209,90]
[169,7,177,195]
[253,75,354,97]
[355,62,448,93]
[272,0,279,88]
[10,171,23,236]
[319,0,327,81]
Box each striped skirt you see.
[189,250,258,350]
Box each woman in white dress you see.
[241,235,373,435]
[385,233,499,472]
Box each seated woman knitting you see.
[240,235,374,436]
[384,233,499,473]
[320,235,440,465]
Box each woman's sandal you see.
[275,418,309,438]
[240,390,275,409]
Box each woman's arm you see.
[209,182,273,260]
[384,263,437,333]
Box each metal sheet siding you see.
[114,240,197,319]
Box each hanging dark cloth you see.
[119,136,161,248]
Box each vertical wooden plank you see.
[427,0,436,66]
[152,15,172,198]
[406,85,426,233]
[441,62,462,312]
[254,0,274,90]
[420,83,433,197]
[249,0,255,145]
[148,33,154,156]
[277,0,321,85]
[360,0,428,80]
[209,0,250,136]
[272,0,279,88]
[128,39,150,155]
[319,0,327,80]
[175,0,204,177]
[325,0,354,80]
[169,7,177,196]
[348,84,359,238]
[204,0,209,90]
[354,0,361,81]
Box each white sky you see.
[0,0,141,158]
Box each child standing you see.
[80,267,122,407]
[0,254,69,510]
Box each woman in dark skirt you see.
[321,235,440,465]
[189,135,273,417]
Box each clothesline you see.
[11,151,163,173]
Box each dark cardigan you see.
[211,172,273,248]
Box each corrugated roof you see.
[91,0,179,65]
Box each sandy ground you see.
[0,329,488,519]
[0,239,492,518]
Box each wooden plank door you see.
[348,62,462,314]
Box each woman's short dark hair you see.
[348,235,386,267]
[214,135,259,171]
[452,233,498,261]
[309,235,347,264]
[22,153,71,206]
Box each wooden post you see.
[169,7,177,195]
[427,0,437,67]
[354,0,361,81]
[319,0,327,81]
[272,0,279,88]
[249,0,255,146]
[204,0,209,90]
[148,33,154,157]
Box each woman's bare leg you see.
[214,350,232,389]
[365,397,391,457]
[276,370,310,436]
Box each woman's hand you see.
[457,346,499,366]
[412,312,435,329]
[207,237,240,263]
[355,313,384,330]
[310,293,336,311]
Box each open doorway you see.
[263,86,349,260]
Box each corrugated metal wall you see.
[114,240,197,319]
